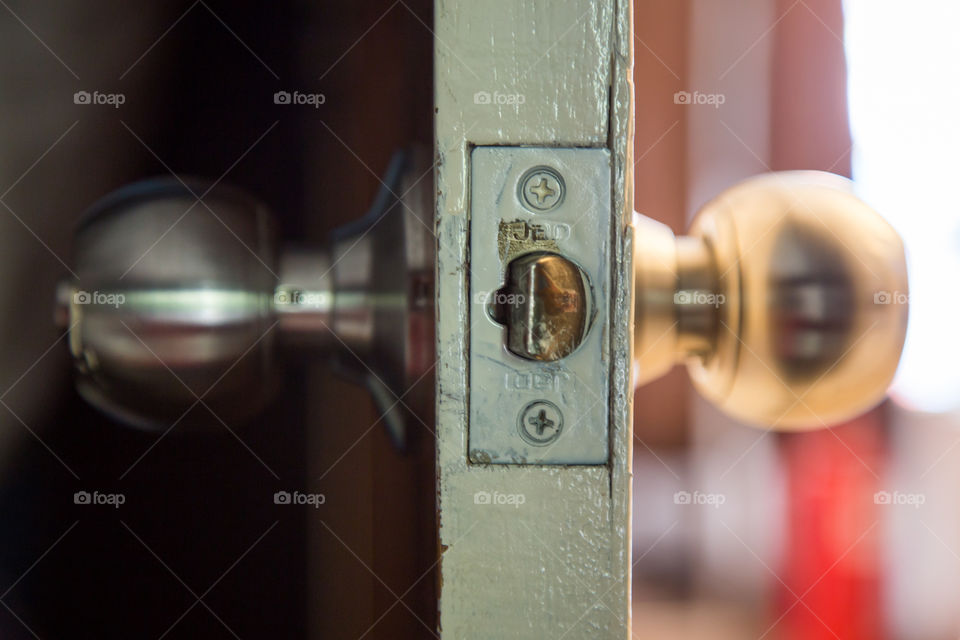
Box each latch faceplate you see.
[469,147,612,465]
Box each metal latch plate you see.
[468,147,611,465]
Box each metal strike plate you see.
[469,147,611,465]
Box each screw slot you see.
[517,400,564,446]
[519,166,565,213]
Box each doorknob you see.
[632,171,908,429]
[55,150,433,448]
[56,165,906,434]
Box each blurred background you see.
[0,0,957,639]
[0,1,434,638]
[631,0,960,639]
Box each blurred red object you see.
[777,416,886,640]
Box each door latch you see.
[54,149,909,459]
[468,147,612,465]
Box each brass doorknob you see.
[633,171,908,430]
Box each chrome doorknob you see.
[633,171,909,429]
[56,152,433,446]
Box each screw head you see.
[519,166,565,212]
[517,400,564,446]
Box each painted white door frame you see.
[434,1,635,637]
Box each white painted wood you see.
[434,1,635,637]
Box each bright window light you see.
[845,0,960,413]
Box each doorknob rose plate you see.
[633,171,909,430]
